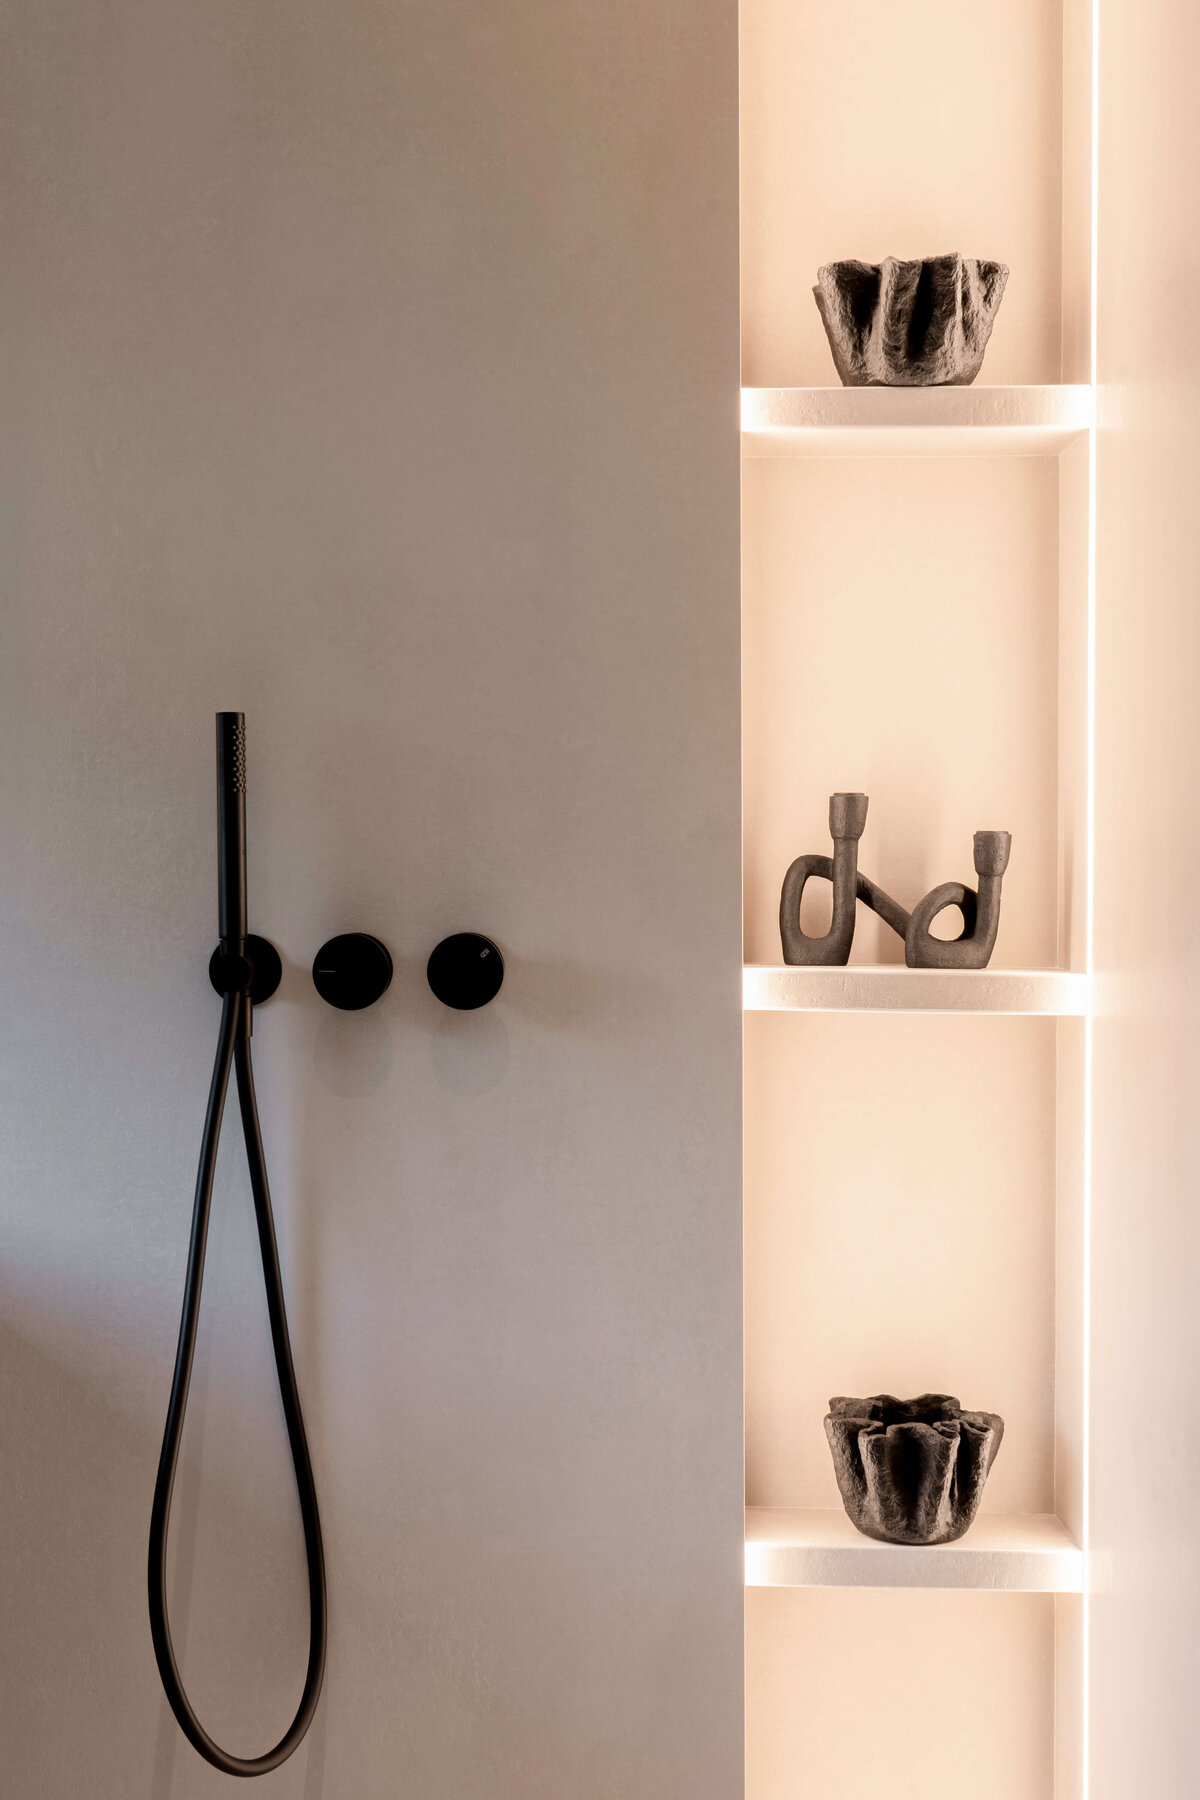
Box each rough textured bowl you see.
[814,254,1009,387]
[824,1393,1005,1545]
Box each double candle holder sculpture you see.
[780,793,1012,969]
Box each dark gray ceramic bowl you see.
[814,254,1009,387]
[824,1393,1004,1545]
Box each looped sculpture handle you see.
[904,831,1012,969]
[779,794,869,966]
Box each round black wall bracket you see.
[427,933,504,1010]
[209,934,283,1005]
[312,933,393,1011]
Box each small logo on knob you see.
[426,933,505,1010]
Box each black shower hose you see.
[147,981,327,1776]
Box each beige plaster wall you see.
[0,4,743,1794]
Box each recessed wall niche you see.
[740,0,1093,1794]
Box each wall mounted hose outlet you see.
[312,933,393,1010]
[427,932,504,1009]
[148,714,326,1779]
[209,934,282,1005]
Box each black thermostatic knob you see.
[427,933,504,1010]
[312,934,393,1011]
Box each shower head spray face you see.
[212,714,281,1002]
[216,711,248,948]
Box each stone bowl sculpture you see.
[824,1393,1004,1545]
[813,254,1009,387]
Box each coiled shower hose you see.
[147,713,326,1777]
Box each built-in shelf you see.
[746,1508,1083,1593]
[741,385,1093,458]
[743,965,1088,1016]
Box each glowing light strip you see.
[1080,0,1100,1788]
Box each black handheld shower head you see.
[216,712,247,948]
[210,715,280,1004]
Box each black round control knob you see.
[209,934,283,1005]
[426,933,504,1010]
[312,934,393,1011]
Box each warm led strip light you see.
[740,383,1094,436]
[745,1508,1084,1594]
[743,965,1089,1016]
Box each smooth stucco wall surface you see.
[0,6,742,1795]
